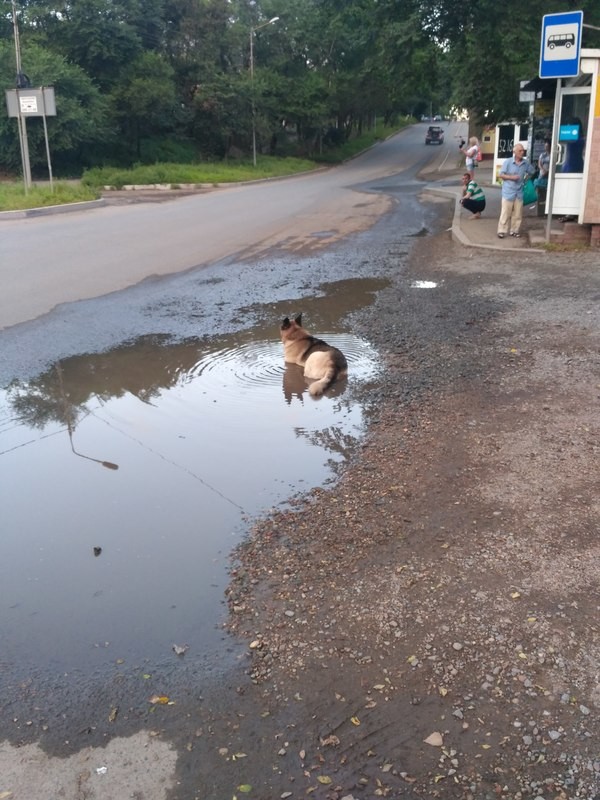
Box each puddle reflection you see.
[0,324,379,674]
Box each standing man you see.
[497,143,535,239]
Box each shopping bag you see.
[522,179,537,205]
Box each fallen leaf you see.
[400,774,417,783]
[424,732,443,747]
[510,591,521,599]
[0,793,14,799]
[149,695,170,705]
[172,644,189,656]
[237,784,252,793]
[317,776,332,785]
[299,749,306,760]
[233,753,247,759]
[407,655,418,666]
[108,707,119,723]
[351,716,360,726]
[438,687,448,697]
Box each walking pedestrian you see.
[497,143,535,239]
[460,173,486,219]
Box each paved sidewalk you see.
[427,162,563,252]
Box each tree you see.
[0,41,112,174]
[109,51,179,160]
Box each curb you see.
[0,198,106,221]
[424,184,543,253]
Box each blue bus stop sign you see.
[539,11,583,79]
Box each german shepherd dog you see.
[280,314,348,397]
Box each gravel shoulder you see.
[224,230,600,799]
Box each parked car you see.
[425,125,444,145]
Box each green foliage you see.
[0,181,99,211]
[108,51,179,158]
[6,0,595,170]
[0,41,112,174]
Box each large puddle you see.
[0,292,382,677]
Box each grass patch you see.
[542,242,591,252]
[0,181,99,212]
[81,156,319,190]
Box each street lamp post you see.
[250,16,279,167]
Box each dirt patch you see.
[0,733,177,800]
[223,232,600,799]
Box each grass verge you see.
[0,181,99,212]
[81,156,319,190]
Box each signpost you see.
[539,11,584,242]
[5,87,57,192]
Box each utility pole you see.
[249,16,279,167]
[11,0,33,191]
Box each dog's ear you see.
[281,316,291,329]
[294,313,302,325]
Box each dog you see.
[280,314,348,397]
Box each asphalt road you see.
[0,121,466,330]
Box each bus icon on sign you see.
[547,33,575,49]
[544,24,579,61]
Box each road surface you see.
[0,122,465,329]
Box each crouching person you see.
[460,173,486,219]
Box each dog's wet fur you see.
[280,314,348,397]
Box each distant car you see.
[425,125,444,145]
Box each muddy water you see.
[0,291,381,678]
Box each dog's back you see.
[280,314,347,396]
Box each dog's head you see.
[280,313,303,341]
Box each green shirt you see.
[466,180,484,201]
